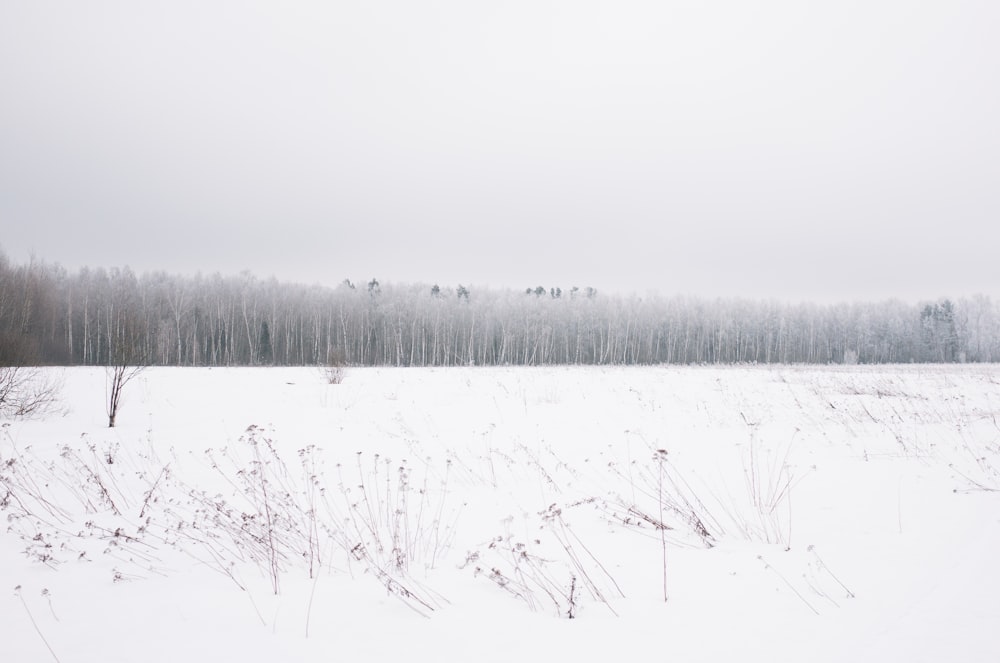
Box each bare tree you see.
[6,247,1000,368]
[0,251,61,417]
[106,363,143,428]
[105,276,147,428]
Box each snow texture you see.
[2,365,999,662]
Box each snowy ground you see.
[2,365,999,662]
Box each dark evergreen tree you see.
[259,320,273,364]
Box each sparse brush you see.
[604,450,721,548]
[1,418,448,616]
[949,431,1000,492]
[321,349,347,384]
[742,432,796,547]
[473,537,561,615]
[541,504,624,614]
[470,504,622,618]
[351,453,462,573]
[706,427,801,549]
[0,367,62,419]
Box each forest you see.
[1,251,998,367]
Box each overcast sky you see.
[2,1,998,303]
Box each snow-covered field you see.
[3,365,999,662]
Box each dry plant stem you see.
[656,451,668,602]
[550,512,623,611]
[781,487,792,550]
[356,454,380,542]
[949,463,999,492]
[369,562,434,617]
[305,562,321,638]
[16,589,61,663]
[300,448,320,579]
[88,444,131,504]
[758,555,820,615]
[810,548,855,598]
[412,471,429,563]
[803,574,840,608]
[664,463,722,539]
[140,463,170,519]
[430,460,451,569]
[5,442,74,523]
[250,439,280,595]
[626,436,636,504]
[61,447,122,515]
[44,592,59,622]
[567,574,577,619]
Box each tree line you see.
[2,252,999,367]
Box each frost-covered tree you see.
[2,250,1000,367]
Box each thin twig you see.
[16,587,61,663]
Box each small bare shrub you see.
[106,365,144,428]
[322,349,347,384]
[104,310,148,428]
[0,333,61,419]
[0,366,61,419]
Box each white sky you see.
[2,1,998,302]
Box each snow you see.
[3,365,999,662]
